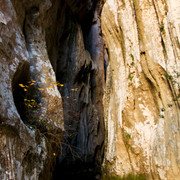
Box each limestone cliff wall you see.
[102,0,180,179]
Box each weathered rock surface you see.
[1,0,179,179]
[0,0,63,179]
[0,0,105,179]
[51,0,105,176]
[102,0,180,179]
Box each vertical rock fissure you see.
[49,0,105,179]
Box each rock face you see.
[51,0,105,176]
[0,0,105,179]
[102,0,180,179]
[0,0,64,179]
[0,0,179,179]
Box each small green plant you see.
[161,108,165,112]
[164,72,173,80]
[159,114,165,118]
[167,104,173,107]
[160,24,164,32]
[130,62,134,66]
[128,73,134,81]
[130,54,134,61]
[173,98,177,101]
[125,133,131,139]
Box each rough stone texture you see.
[0,0,63,179]
[0,0,105,179]
[102,0,180,179]
[1,0,179,179]
[25,0,64,130]
[51,0,105,172]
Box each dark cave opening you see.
[12,62,30,124]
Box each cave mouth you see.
[12,62,30,124]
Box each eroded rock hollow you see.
[0,0,179,180]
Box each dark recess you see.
[12,62,30,124]
[53,162,101,180]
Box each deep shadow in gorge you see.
[9,0,105,178]
[52,162,101,180]
[45,0,105,178]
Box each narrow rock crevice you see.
[43,0,106,178]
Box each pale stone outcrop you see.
[102,0,180,179]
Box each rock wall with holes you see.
[102,0,180,179]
